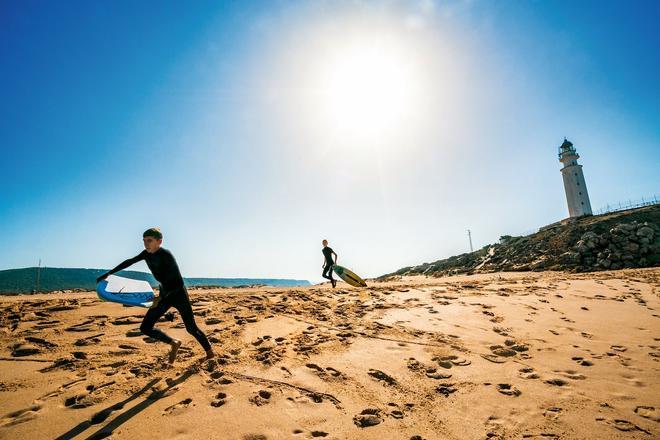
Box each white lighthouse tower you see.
[559,138,592,218]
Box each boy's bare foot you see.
[168,340,181,364]
[205,349,216,361]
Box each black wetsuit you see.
[322,246,335,282]
[101,248,211,351]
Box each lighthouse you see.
[559,139,592,218]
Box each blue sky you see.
[1,0,658,282]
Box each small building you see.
[558,138,593,218]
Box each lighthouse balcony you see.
[558,147,577,159]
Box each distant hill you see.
[380,204,660,279]
[0,267,310,294]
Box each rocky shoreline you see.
[382,204,660,279]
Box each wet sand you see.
[0,269,658,439]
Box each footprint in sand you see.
[353,408,382,428]
[367,369,397,386]
[386,403,405,419]
[571,356,594,366]
[249,389,272,406]
[496,383,521,397]
[634,406,659,422]
[0,404,43,427]
[73,334,101,346]
[543,407,562,420]
[211,392,227,407]
[484,415,505,439]
[148,383,180,401]
[610,419,652,435]
[407,358,452,379]
[504,339,529,352]
[432,354,471,369]
[425,367,453,380]
[492,326,511,336]
[544,378,568,387]
[163,398,193,415]
[125,328,143,337]
[325,367,343,377]
[481,353,507,364]
[65,391,106,409]
[112,317,142,326]
[209,371,233,385]
[305,363,344,380]
[484,344,518,364]
[555,369,586,380]
[25,336,58,349]
[436,383,457,397]
[518,367,540,379]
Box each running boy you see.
[96,228,215,363]
[321,239,338,288]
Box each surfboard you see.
[96,274,155,308]
[332,265,367,287]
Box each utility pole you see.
[467,230,473,253]
[35,258,41,293]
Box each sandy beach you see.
[0,269,658,439]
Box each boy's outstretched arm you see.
[96,251,147,283]
[333,251,338,264]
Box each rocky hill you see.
[381,204,660,279]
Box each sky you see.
[1,0,659,283]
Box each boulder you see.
[637,226,655,240]
[619,223,635,232]
[575,241,589,254]
[624,242,640,253]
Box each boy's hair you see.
[143,227,163,240]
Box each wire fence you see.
[594,195,659,215]
[501,195,660,241]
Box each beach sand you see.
[0,269,658,439]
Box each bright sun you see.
[312,40,420,142]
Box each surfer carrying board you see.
[96,228,215,364]
[321,240,338,288]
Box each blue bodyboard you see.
[97,274,154,308]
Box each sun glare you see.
[311,38,422,142]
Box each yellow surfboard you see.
[332,265,367,287]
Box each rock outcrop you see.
[381,204,660,279]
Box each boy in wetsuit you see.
[321,239,338,288]
[96,228,215,364]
